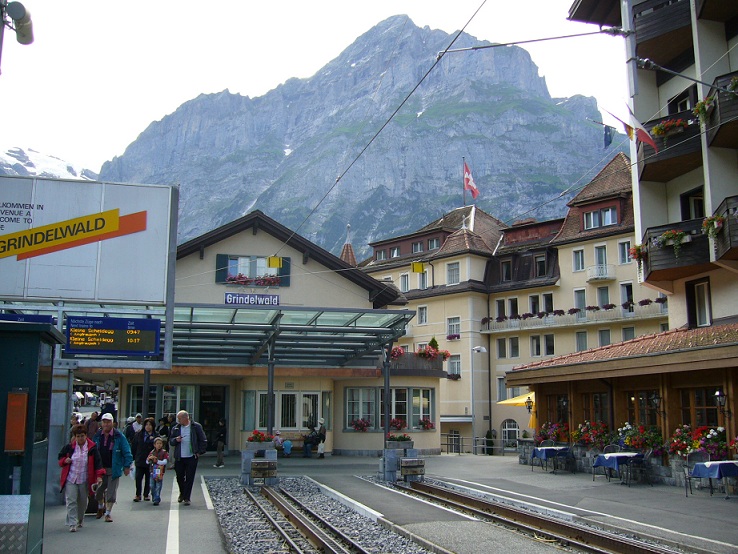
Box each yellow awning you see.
[497,391,534,406]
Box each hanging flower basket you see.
[702,215,725,239]
[657,229,689,258]
[651,118,688,146]
[692,96,715,125]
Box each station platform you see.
[43,452,738,553]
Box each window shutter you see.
[215,254,229,283]
[278,257,291,287]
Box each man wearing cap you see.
[316,418,327,459]
[124,416,136,446]
[93,413,133,522]
[132,413,143,433]
[169,410,207,505]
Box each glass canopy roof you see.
[1,301,415,368]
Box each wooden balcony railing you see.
[641,219,715,282]
[713,195,738,263]
[634,0,692,66]
[638,111,702,182]
[705,71,738,149]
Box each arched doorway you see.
[501,418,520,451]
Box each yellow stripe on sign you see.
[0,209,120,259]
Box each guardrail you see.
[440,434,515,456]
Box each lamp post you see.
[0,1,34,75]
[715,390,732,419]
[471,345,486,452]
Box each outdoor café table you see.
[531,446,569,473]
[592,452,642,482]
[690,460,738,499]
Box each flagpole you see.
[462,157,466,207]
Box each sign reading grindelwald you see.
[225,293,280,305]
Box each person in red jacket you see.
[58,424,104,532]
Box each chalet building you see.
[506,0,738,443]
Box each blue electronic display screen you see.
[66,316,160,356]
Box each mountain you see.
[0,146,98,181]
[105,16,626,258]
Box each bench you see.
[275,432,319,457]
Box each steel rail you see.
[244,488,309,553]
[407,482,678,554]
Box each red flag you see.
[604,108,658,153]
[463,161,479,199]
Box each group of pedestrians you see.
[58,410,207,532]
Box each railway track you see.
[400,481,681,554]
[245,486,373,554]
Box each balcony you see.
[481,303,667,333]
[634,0,692,66]
[641,219,715,282]
[705,71,738,149]
[697,0,738,22]
[713,195,738,263]
[389,355,445,377]
[586,264,615,282]
[638,111,702,182]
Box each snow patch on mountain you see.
[0,146,98,180]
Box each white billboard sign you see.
[0,176,177,303]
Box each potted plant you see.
[385,432,413,449]
[602,303,616,311]
[446,373,461,380]
[567,307,581,316]
[390,346,404,361]
[418,417,435,431]
[552,309,565,317]
[350,418,372,432]
[650,118,689,146]
[702,215,726,239]
[245,429,275,451]
[692,96,715,125]
[657,229,687,258]
[389,418,406,430]
[446,333,460,341]
[621,300,634,310]
[654,296,668,305]
[585,305,600,312]
[638,298,653,306]
[628,244,647,267]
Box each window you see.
[252,391,320,430]
[535,255,546,277]
[594,245,607,266]
[502,419,520,449]
[495,299,505,319]
[574,289,586,315]
[509,337,519,358]
[390,246,400,258]
[575,331,588,352]
[530,335,541,357]
[529,295,540,315]
[448,355,461,376]
[412,241,424,253]
[598,329,611,347]
[497,378,507,401]
[216,254,290,286]
[497,338,506,359]
[619,240,631,264]
[380,388,408,427]
[680,186,705,220]
[428,238,440,250]
[543,293,554,313]
[376,250,387,261]
[582,392,609,423]
[686,278,711,328]
[346,388,376,430]
[508,298,519,318]
[447,317,460,336]
[447,262,460,285]
[129,385,158,419]
[544,334,554,356]
[621,282,634,314]
[597,286,610,307]
[573,250,584,272]
[399,274,409,293]
[161,385,195,418]
[418,271,428,290]
[660,323,669,332]
[584,207,617,229]
[501,260,512,282]
[622,326,635,341]
[416,342,428,352]
[417,306,428,325]
[626,390,659,427]
[411,388,433,428]
[680,387,720,428]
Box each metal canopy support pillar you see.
[266,340,275,435]
[382,343,393,438]
[143,369,150,418]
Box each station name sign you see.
[66,316,161,356]
[224,293,280,306]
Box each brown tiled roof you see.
[551,153,634,245]
[512,322,738,371]
[339,243,357,267]
[431,228,495,258]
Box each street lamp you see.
[470,346,486,451]
[524,396,534,414]
[1,1,34,75]
[715,390,732,419]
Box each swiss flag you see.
[464,162,479,199]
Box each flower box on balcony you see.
[447,373,461,381]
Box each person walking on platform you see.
[58,424,104,532]
[213,418,227,468]
[316,418,327,459]
[147,437,169,506]
[85,411,100,438]
[93,413,132,522]
[132,417,156,501]
[170,410,207,506]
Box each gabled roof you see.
[177,210,400,308]
[511,322,738,372]
[431,227,495,259]
[551,153,634,245]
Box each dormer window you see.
[390,246,400,258]
[412,241,424,253]
[584,207,617,230]
[428,238,440,250]
[376,250,387,261]
[501,260,512,282]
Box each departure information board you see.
[66,316,161,356]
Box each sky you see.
[0,0,630,172]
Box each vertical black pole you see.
[143,369,150,418]
[267,341,275,435]
[383,344,392,439]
